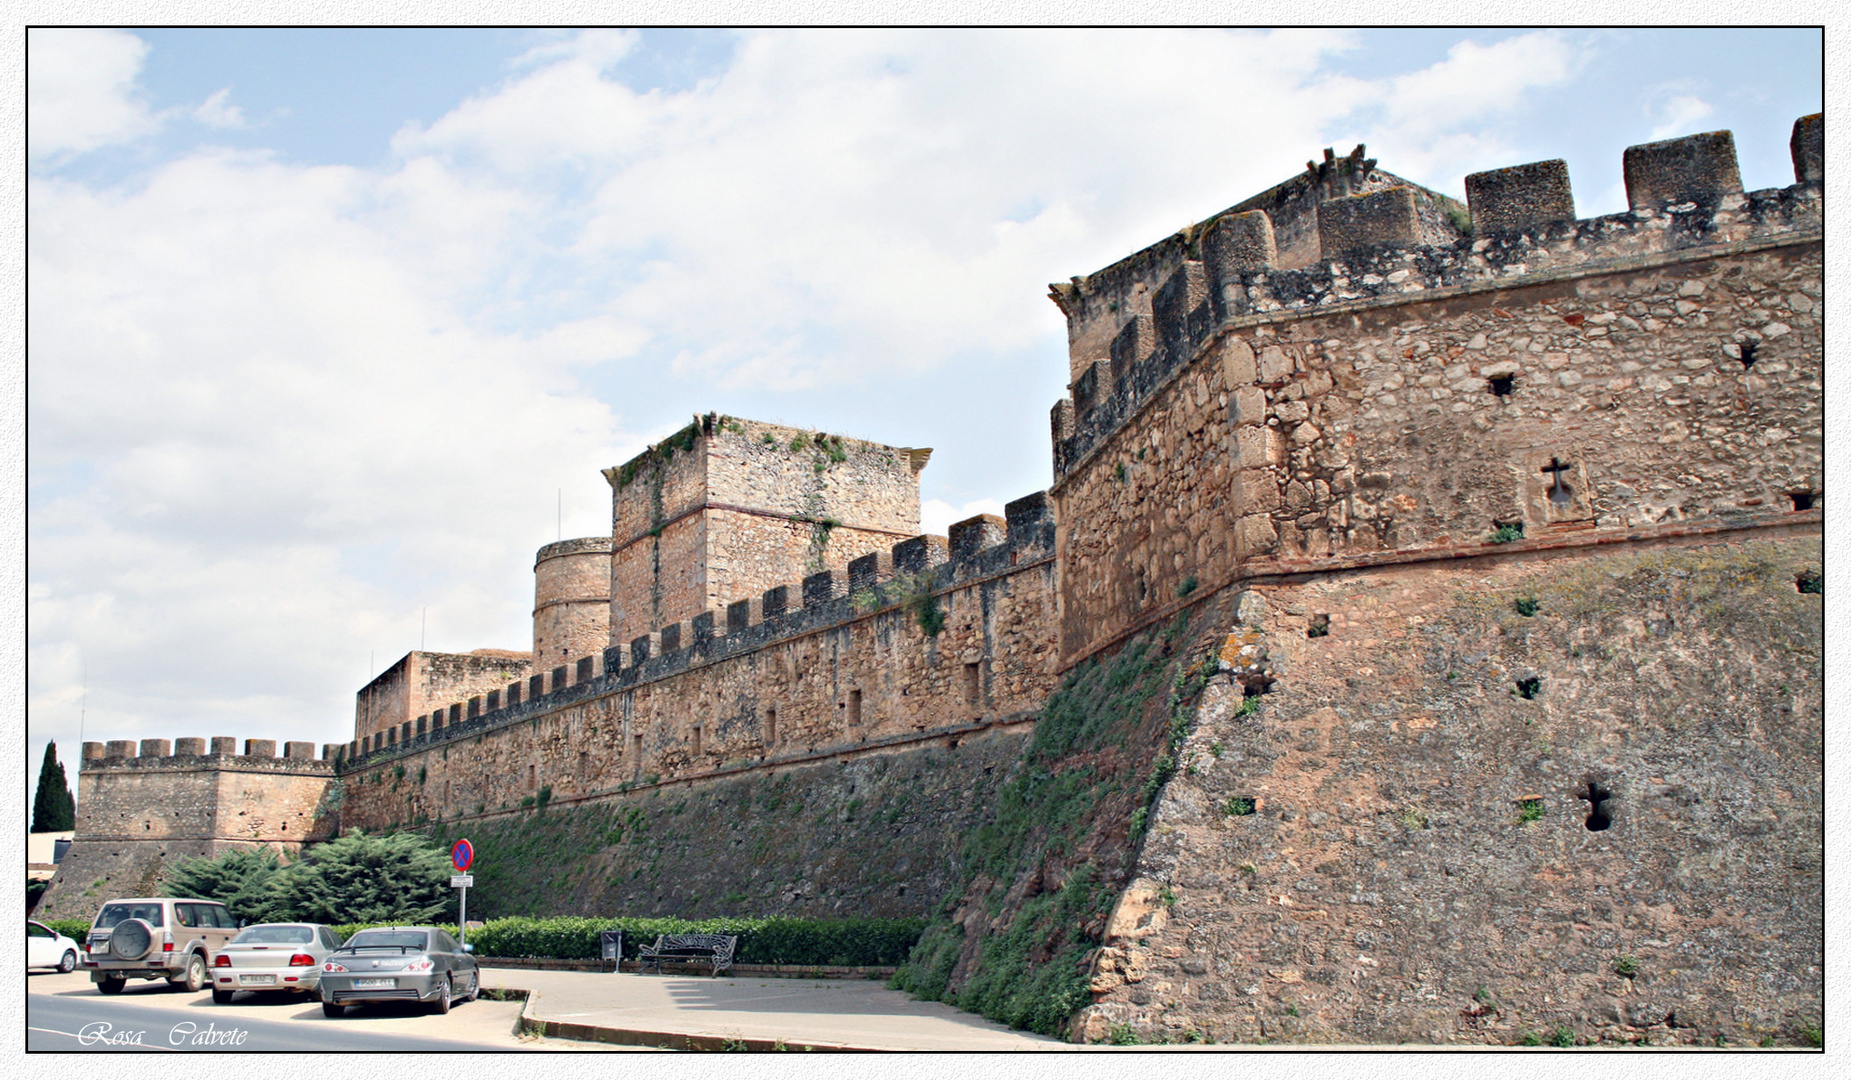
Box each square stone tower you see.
[602,413,929,647]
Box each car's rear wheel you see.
[58,950,76,974]
[322,1001,345,1018]
[431,975,452,1015]
[97,977,125,995]
[211,987,234,1004]
[170,953,207,992]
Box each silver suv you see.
[84,897,238,994]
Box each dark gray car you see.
[318,926,478,1016]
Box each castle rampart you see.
[36,738,338,920]
[335,490,1057,829]
[1048,122,1821,665]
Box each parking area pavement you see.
[24,969,621,1050]
[478,966,1066,1051]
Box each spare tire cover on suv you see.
[110,918,155,960]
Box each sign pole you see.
[450,839,475,951]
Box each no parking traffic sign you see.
[451,839,473,873]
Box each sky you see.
[21,26,1829,808]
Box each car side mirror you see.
[462,944,474,953]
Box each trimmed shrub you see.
[320,914,922,966]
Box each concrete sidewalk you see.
[479,966,1066,1051]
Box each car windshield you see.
[342,930,428,951]
[233,925,313,944]
[94,903,164,929]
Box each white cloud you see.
[1648,93,1715,141]
[24,27,1608,759]
[192,87,246,129]
[27,28,161,158]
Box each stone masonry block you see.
[506,681,523,706]
[139,739,171,758]
[1318,185,1420,260]
[284,741,315,759]
[210,737,237,756]
[106,740,137,759]
[848,550,891,594]
[1072,358,1111,412]
[950,514,1007,564]
[1152,261,1207,358]
[466,697,480,719]
[1109,315,1154,379]
[82,741,105,760]
[322,744,339,761]
[761,586,790,620]
[448,703,462,724]
[1221,337,1256,388]
[1051,398,1075,442]
[1792,113,1822,185]
[1466,159,1575,235]
[657,624,682,654]
[529,673,546,699]
[691,610,719,644]
[1236,469,1279,513]
[551,664,569,689]
[173,738,206,757]
[1204,209,1277,288]
[1005,491,1052,539]
[1234,514,1278,559]
[1624,130,1742,210]
[893,535,949,576]
[1231,385,1267,426]
[577,654,597,681]
[401,722,412,744]
[243,739,276,758]
[726,598,760,635]
[603,644,627,675]
[803,570,840,608]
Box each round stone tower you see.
[533,537,614,669]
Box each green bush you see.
[44,917,93,940]
[320,914,922,966]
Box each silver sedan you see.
[318,926,478,1017]
[211,923,343,1003]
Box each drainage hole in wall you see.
[1487,375,1515,397]
[1307,614,1330,638]
[1737,341,1759,370]
[1795,569,1822,595]
[1581,781,1613,831]
[1788,490,1814,511]
[1514,677,1541,700]
[1242,676,1275,697]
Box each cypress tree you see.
[31,742,76,833]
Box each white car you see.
[28,920,80,973]
[211,923,343,1004]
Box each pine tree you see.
[31,742,75,833]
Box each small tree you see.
[254,830,454,925]
[31,742,75,833]
[163,847,283,925]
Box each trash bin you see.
[600,930,624,973]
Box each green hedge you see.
[325,915,922,966]
[43,918,93,941]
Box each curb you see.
[488,985,874,1051]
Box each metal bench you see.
[636,933,738,976]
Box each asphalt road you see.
[26,969,541,1052]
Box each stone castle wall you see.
[605,416,926,646]
[356,650,535,749]
[336,492,1057,831]
[533,537,614,670]
[1050,125,1821,666]
[1079,530,1822,1046]
[37,739,338,920]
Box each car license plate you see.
[352,978,395,989]
[239,974,276,985]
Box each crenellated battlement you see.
[337,490,1057,771]
[81,736,341,768]
[1050,119,1823,485]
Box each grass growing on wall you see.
[892,609,1214,1037]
